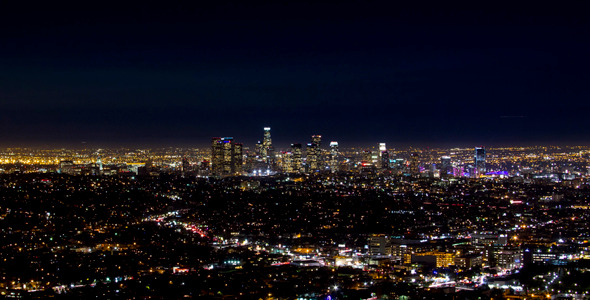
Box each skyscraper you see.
[379,143,387,169]
[291,143,304,173]
[221,137,234,174]
[282,151,293,173]
[440,156,452,175]
[233,143,243,174]
[475,147,486,176]
[329,141,339,172]
[307,135,322,172]
[255,141,263,158]
[211,137,243,176]
[211,137,223,175]
[380,150,390,169]
[261,127,274,165]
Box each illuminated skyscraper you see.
[211,137,242,176]
[221,138,233,174]
[233,143,243,174]
[378,143,387,169]
[307,135,322,172]
[475,147,486,176]
[255,141,263,158]
[211,137,223,175]
[261,127,274,165]
[291,143,304,173]
[440,156,452,175]
[329,141,339,172]
[371,151,379,166]
[380,150,390,169]
[282,151,294,173]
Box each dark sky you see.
[1,2,589,148]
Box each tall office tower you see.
[291,143,304,173]
[211,137,223,175]
[283,151,294,173]
[307,135,322,172]
[371,152,380,167]
[378,143,387,169]
[255,141,263,158]
[381,151,390,169]
[221,137,234,174]
[233,143,243,174]
[329,141,339,172]
[440,156,452,175]
[211,137,242,176]
[261,127,274,165]
[475,147,486,176]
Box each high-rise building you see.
[211,137,223,175]
[291,143,304,173]
[233,143,243,174]
[329,141,339,172]
[371,151,380,167]
[261,127,274,165]
[379,143,387,169]
[221,138,234,174]
[381,151,390,169]
[283,151,294,173]
[475,147,486,176]
[255,141,263,158]
[307,135,322,172]
[211,137,243,176]
[440,156,452,175]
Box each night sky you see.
[1,2,589,148]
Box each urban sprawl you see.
[1,128,590,299]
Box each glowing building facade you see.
[307,135,322,172]
[329,141,339,172]
[291,143,304,173]
[475,147,486,176]
[211,137,243,176]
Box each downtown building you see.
[475,147,486,177]
[211,137,243,176]
[306,135,322,172]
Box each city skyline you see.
[1,2,589,147]
[2,3,590,296]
